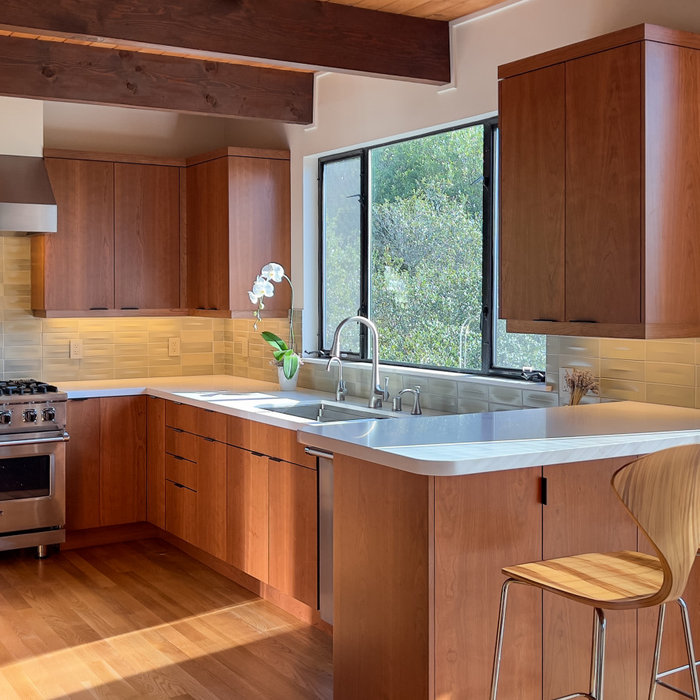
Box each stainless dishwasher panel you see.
[306,446,333,624]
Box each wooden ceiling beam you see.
[0,0,450,84]
[0,35,314,123]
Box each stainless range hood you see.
[0,155,57,234]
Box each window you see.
[319,119,545,376]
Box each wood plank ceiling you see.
[323,0,507,21]
[0,0,505,123]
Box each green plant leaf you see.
[261,331,288,353]
[282,352,299,379]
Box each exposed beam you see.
[0,35,314,123]
[0,0,450,84]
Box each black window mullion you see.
[359,149,370,359]
[481,118,497,373]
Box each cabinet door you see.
[543,458,637,699]
[33,158,114,311]
[268,458,318,608]
[146,397,166,529]
[434,467,542,699]
[228,155,291,314]
[227,446,268,581]
[186,157,229,311]
[65,399,101,530]
[114,163,180,310]
[565,44,642,324]
[165,480,197,543]
[100,396,147,526]
[194,437,227,560]
[499,64,566,323]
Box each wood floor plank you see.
[0,539,332,699]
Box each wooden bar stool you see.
[490,445,700,700]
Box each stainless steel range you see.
[0,379,68,557]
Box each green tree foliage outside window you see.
[320,122,545,373]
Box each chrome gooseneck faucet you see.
[326,356,348,402]
[329,316,388,409]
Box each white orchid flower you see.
[261,262,285,283]
[248,290,261,304]
[252,275,274,298]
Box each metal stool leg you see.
[649,604,666,700]
[589,607,607,700]
[679,598,700,699]
[490,578,516,700]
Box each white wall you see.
[43,101,289,157]
[285,0,700,346]
[0,97,43,156]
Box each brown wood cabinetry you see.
[32,150,182,316]
[227,445,269,581]
[66,396,146,529]
[542,458,637,699]
[32,158,114,313]
[163,421,227,560]
[333,452,700,699]
[185,147,291,316]
[499,24,700,338]
[268,458,318,608]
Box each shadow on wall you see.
[42,102,290,158]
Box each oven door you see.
[0,435,66,535]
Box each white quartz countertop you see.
[56,377,700,477]
[297,401,700,476]
[55,375,423,430]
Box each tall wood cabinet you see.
[32,151,182,316]
[499,24,700,338]
[185,147,291,316]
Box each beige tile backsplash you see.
[5,234,700,413]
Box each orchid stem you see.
[283,274,295,353]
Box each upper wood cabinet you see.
[499,24,700,338]
[32,151,182,316]
[185,147,291,316]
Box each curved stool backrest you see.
[612,444,700,606]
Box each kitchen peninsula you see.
[298,401,700,699]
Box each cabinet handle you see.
[203,437,215,442]
[269,456,283,463]
[251,451,265,458]
[120,306,139,310]
[533,318,557,322]
[173,482,185,489]
[541,476,548,505]
[568,319,597,323]
[89,307,108,311]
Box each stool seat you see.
[504,550,663,608]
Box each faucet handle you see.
[383,376,390,401]
[410,385,422,415]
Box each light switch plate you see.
[168,337,181,357]
[69,339,83,359]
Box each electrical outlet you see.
[168,337,181,357]
[69,339,83,359]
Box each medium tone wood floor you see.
[0,538,333,699]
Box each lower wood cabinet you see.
[165,479,197,544]
[227,446,269,581]
[268,458,318,608]
[66,396,147,529]
[334,453,700,700]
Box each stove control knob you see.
[23,409,38,423]
[42,407,56,422]
[0,411,11,425]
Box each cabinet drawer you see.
[166,401,227,442]
[250,422,316,469]
[165,426,198,462]
[165,479,197,544]
[165,453,198,491]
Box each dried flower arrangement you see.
[564,368,599,406]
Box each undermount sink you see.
[258,401,394,423]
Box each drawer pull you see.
[568,319,597,323]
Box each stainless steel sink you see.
[258,401,393,423]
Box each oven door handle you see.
[0,432,70,447]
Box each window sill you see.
[301,357,553,392]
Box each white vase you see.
[277,366,299,391]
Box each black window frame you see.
[317,117,532,379]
